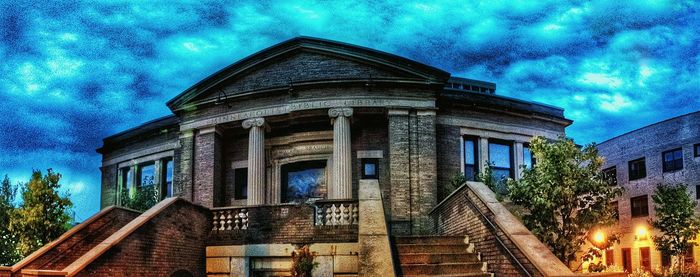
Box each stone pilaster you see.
[174,130,194,201]
[329,107,353,199]
[514,141,524,180]
[479,137,489,172]
[413,110,437,234]
[388,109,410,234]
[243,118,266,205]
[193,126,223,208]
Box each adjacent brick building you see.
[595,111,700,273]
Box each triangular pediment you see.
[167,37,450,111]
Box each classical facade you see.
[595,111,700,273]
[2,37,580,277]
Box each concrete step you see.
[400,262,487,275]
[394,235,467,245]
[399,253,480,264]
[396,244,472,254]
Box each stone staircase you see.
[394,235,493,277]
[0,206,140,277]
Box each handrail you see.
[462,191,533,277]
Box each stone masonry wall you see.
[432,186,540,276]
[436,124,462,200]
[174,131,194,201]
[76,200,211,277]
[100,165,118,209]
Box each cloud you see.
[1,0,698,219]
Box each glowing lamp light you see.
[636,226,649,240]
[593,231,606,244]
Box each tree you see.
[650,183,700,273]
[10,169,73,257]
[120,185,159,211]
[0,175,20,265]
[507,136,623,265]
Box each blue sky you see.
[1,0,698,221]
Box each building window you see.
[162,158,174,199]
[120,167,133,192]
[138,162,156,189]
[488,141,513,180]
[663,148,683,172]
[622,248,632,273]
[685,248,694,265]
[695,143,700,157]
[640,247,651,271]
[662,253,671,268]
[631,195,649,218]
[628,158,646,181]
[523,145,534,169]
[696,185,700,200]
[464,137,478,181]
[605,249,614,266]
[361,159,378,179]
[602,166,617,186]
[281,160,327,203]
[609,201,619,220]
[234,168,248,200]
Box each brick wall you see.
[193,129,223,208]
[208,203,358,246]
[76,200,211,277]
[10,208,139,277]
[432,185,540,276]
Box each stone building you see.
[1,37,585,277]
[595,111,700,273]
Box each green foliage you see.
[291,245,318,277]
[120,185,159,211]
[507,136,623,265]
[651,183,700,273]
[9,169,73,257]
[477,162,507,201]
[0,175,20,265]
[443,173,467,198]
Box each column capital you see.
[242,117,265,129]
[328,107,353,118]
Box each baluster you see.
[352,205,359,225]
[340,204,349,225]
[225,210,233,230]
[218,212,226,231]
[316,206,324,226]
[333,204,341,225]
[326,205,333,226]
[212,212,220,231]
[234,210,241,230]
[240,209,248,230]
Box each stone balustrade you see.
[211,207,249,231]
[314,200,359,226]
[208,201,359,246]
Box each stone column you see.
[243,118,266,205]
[329,107,353,199]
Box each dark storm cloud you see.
[0,0,698,220]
